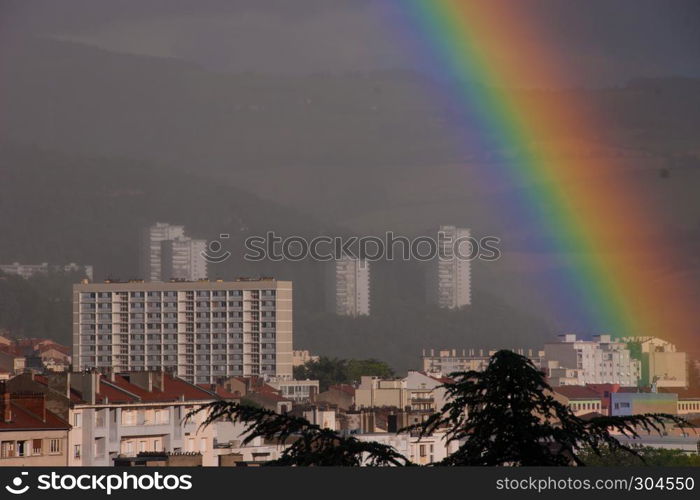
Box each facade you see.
[421,348,545,375]
[161,237,208,282]
[355,372,449,412]
[142,223,185,281]
[292,350,319,367]
[610,391,678,416]
[621,337,687,388]
[0,386,70,466]
[332,257,370,317]
[8,371,225,466]
[544,334,641,386]
[73,279,293,384]
[142,223,208,282]
[427,225,472,309]
[552,386,603,416]
[659,388,700,416]
[267,378,319,403]
[356,430,460,466]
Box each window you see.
[1,441,14,458]
[73,412,82,428]
[155,409,170,424]
[49,439,61,454]
[121,410,137,426]
[32,439,42,456]
[419,445,426,457]
[74,444,81,459]
[139,441,146,453]
[16,441,27,457]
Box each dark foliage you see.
[579,444,700,466]
[187,401,410,466]
[293,356,394,391]
[408,350,691,466]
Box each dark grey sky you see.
[2,0,699,87]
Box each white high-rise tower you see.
[333,257,370,317]
[428,225,472,309]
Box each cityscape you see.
[1,1,700,493]
[0,225,698,466]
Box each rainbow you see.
[390,1,697,346]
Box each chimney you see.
[70,372,98,404]
[0,383,12,423]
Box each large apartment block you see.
[73,279,293,384]
[332,257,370,317]
[544,334,641,386]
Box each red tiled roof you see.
[617,386,653,393]
[0,401,69,431]
[95,380,141,404]
[328,384,355,396]
[659,388,700,400]
[106,374,217,403]
[38,344,71,356]
[197,383,240,399]
[553,386,602,400]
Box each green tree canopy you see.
[293,356,394,391]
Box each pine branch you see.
[187,401,411,466]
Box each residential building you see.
[292,350,319,367]
[141,223,185,282]
[0,383,70,466]
[8,371,224,466]
[621,336,687,388]
[427,225,472,309]
[544,334,641,386]
[660,388,700,416]
[161,237,208,282]
[316,384,355,411]
[141,223,208,282]
[610,390,678,416]
[355,371,449,412]
[356,430,460,466]
[0,338,72,375]
[421,348,545,375]
[330,257,370,317]
[552,386,604,416]
[73,278,293,384]
[303,407,337,430]
[267,378,319,403]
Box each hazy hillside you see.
[2,36,700,358]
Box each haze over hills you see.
[2,36,700,362]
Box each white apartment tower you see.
[544,334,641,386]
[162,237,208,281]
[334,257,370,317]
[73,279,293,384]
[142,223,207,281]
[428,225,472,309]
